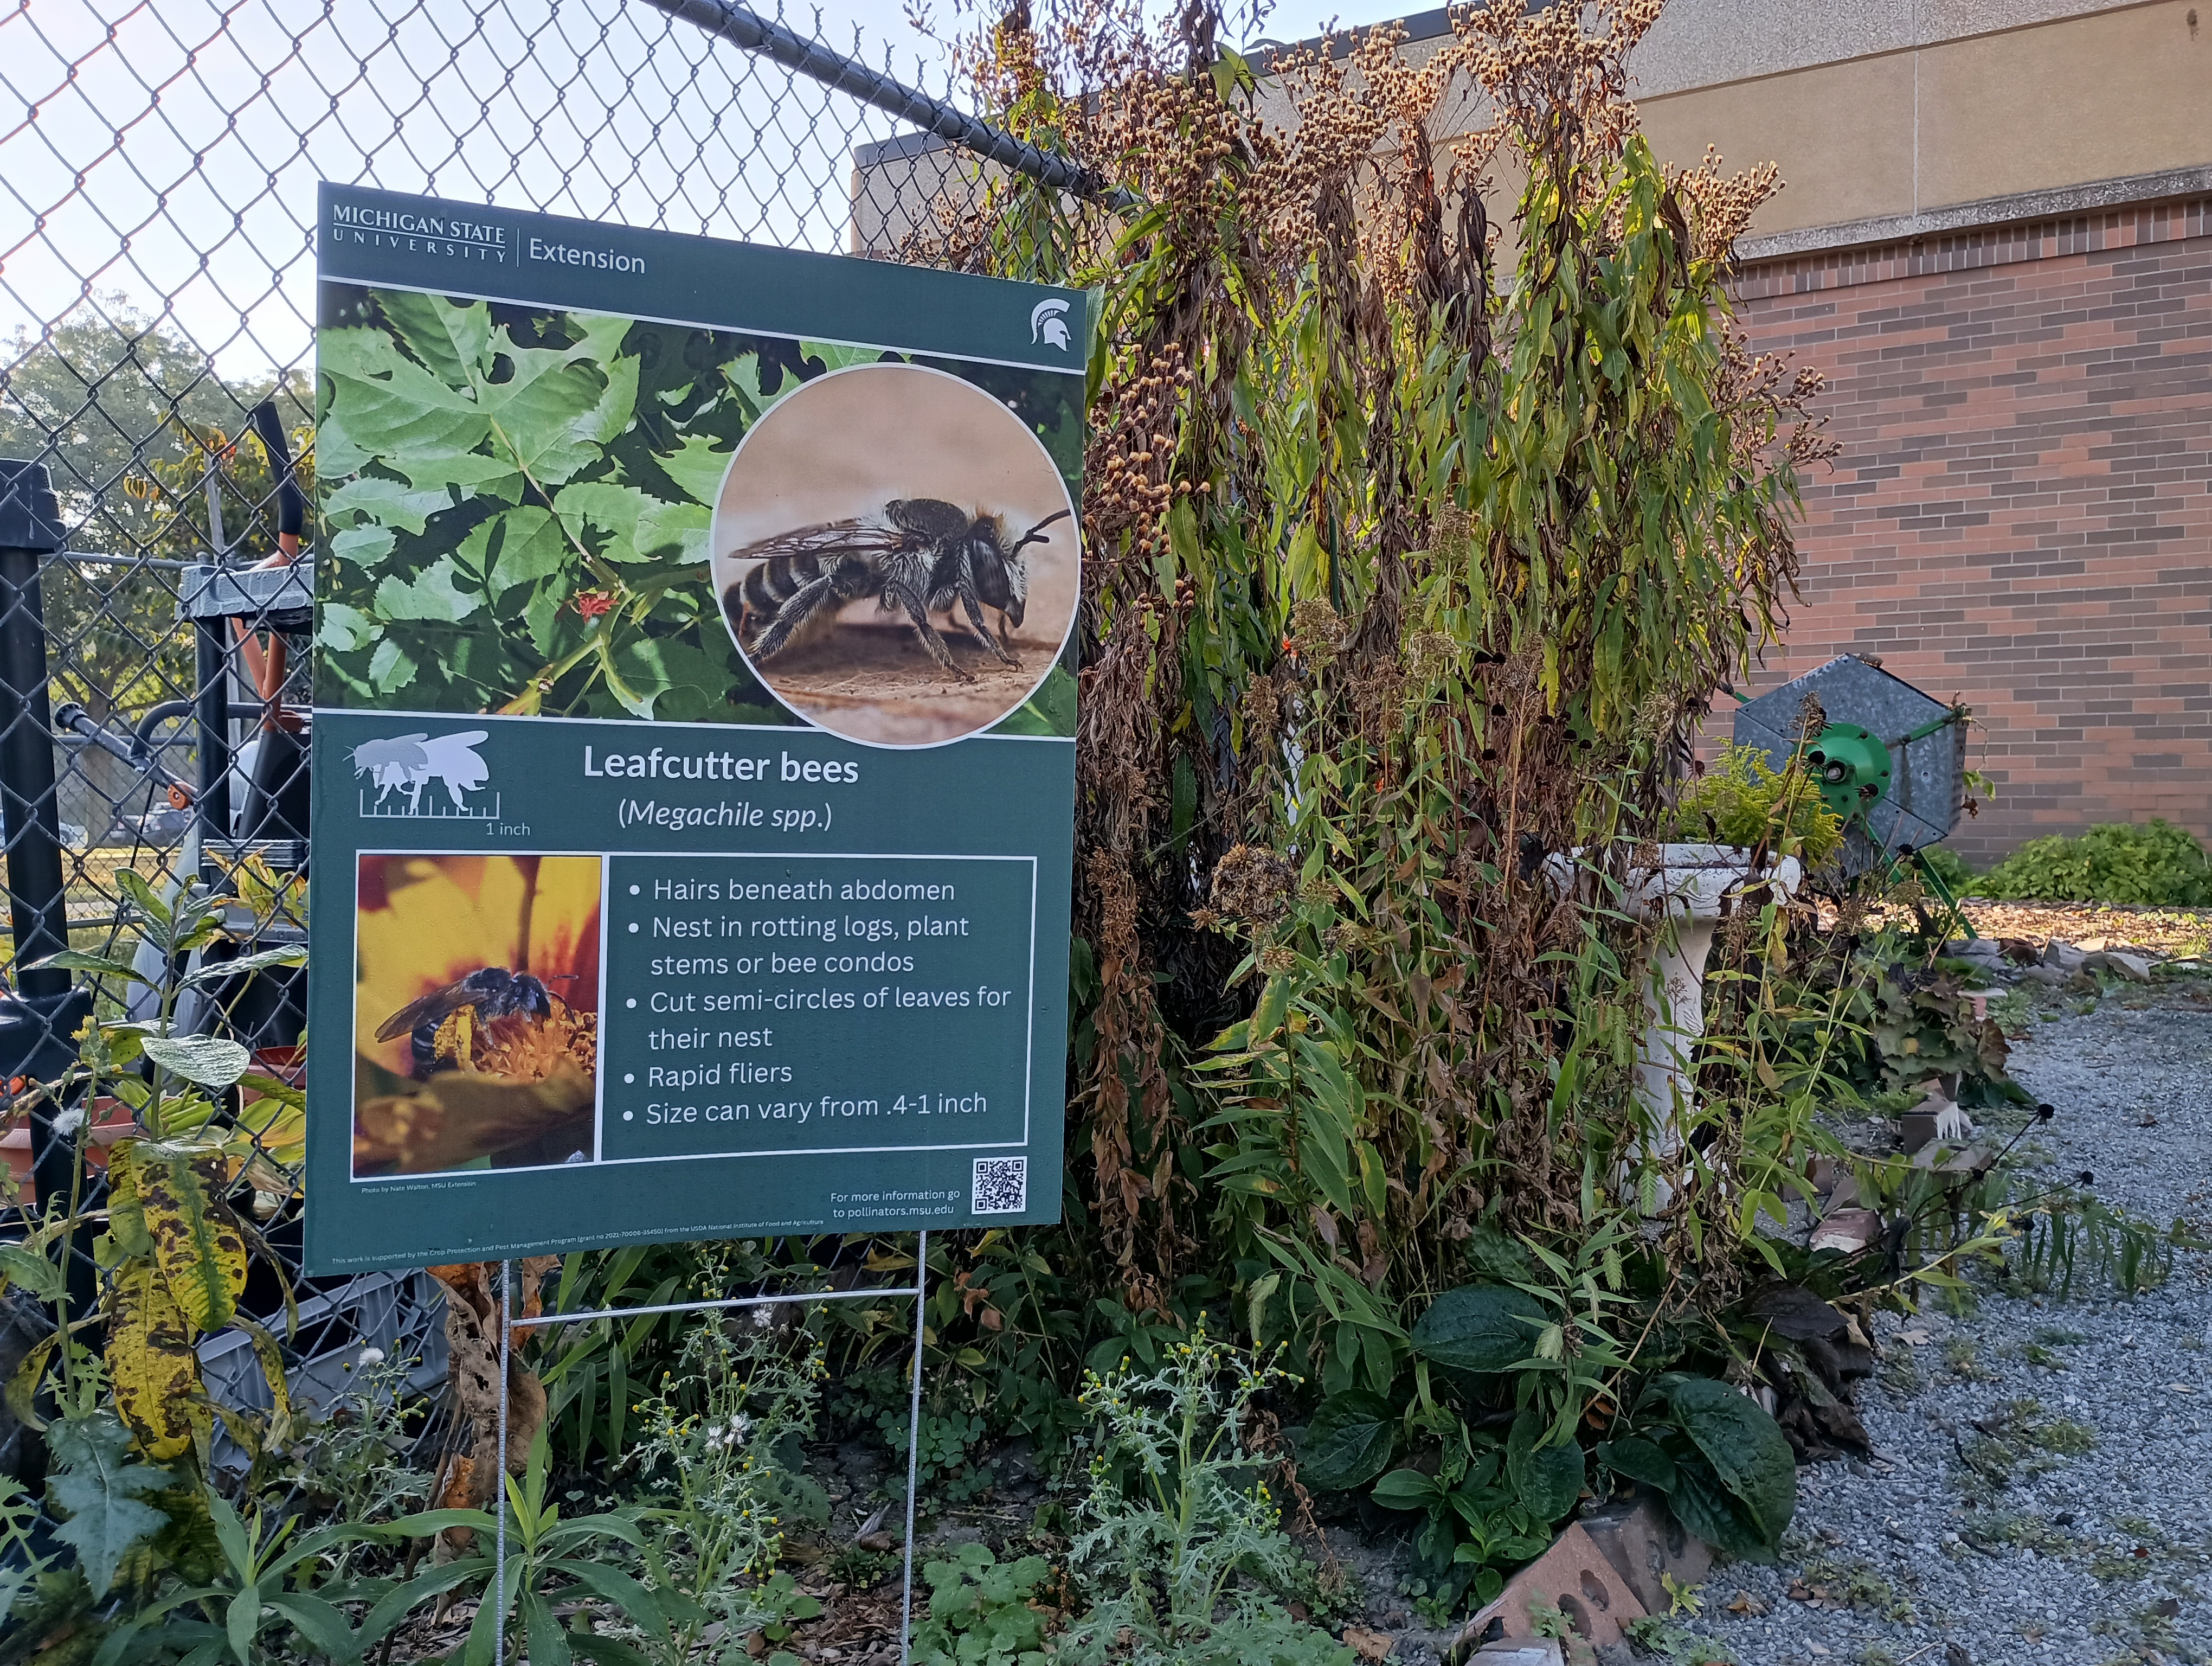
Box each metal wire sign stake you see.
[495,1239,931,1661]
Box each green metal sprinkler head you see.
[1803,722,1892,822]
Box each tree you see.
[0,293,311,725]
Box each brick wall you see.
[1727,198,2212,866]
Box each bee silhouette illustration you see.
[723,499,1071,682]
[376,967,567,1080]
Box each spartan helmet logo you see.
[1030,297,1071,351]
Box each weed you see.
[2021,1343,2062,1369]
[1623,1615,1738,1663]
[1799,1555,1917,1624]
[625,1312,833,1662]
[1060,1325,1352,1666]
[2090,1545,2159,1583]
[1858,1645,1900,1666]
[1880,1347,1924,1398]
[1963,1513,2069,1555]
[912,1543,1059,1666]
[2033,1328,2088,1346]
[1943,1340,1990,1382]
[1987,988,2036,1034]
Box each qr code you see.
[972,1157,1027,1215]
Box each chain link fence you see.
[0,0,1027,1479]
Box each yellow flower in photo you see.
[353,854,601,1078]
[351,854,603,1177]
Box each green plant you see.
[912,1544,1058,1666]
[1596,1375,1799,1564]
[365,1426,677,1666]
[1623,1616,1737,1663]
[89,1485,377,1665]
[1671,741,1843,864]
[623,1311,832,1663]
[1982,818,2212,906]
[1062,1327,1352,1666]
[2008,1184,2203,1298]
[287,1350,434,1574]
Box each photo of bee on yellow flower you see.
[352,853,602,1176]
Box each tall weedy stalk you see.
[916,0,1834,1367]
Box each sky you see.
[0,0,1421,382]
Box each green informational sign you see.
[304,185,1082,1272]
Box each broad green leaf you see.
[1250,975,1293,1043]
[579,346,639,445]
[520,1590,573,1666]
[23,948,144,984]
[653,432,737,505]
[182,944,307,986]
[226,1586,259,1666]
[375,558,481,624]
[378,291,492,388]
[329,526,396,569]
[554,483,708,564]
[1597,1434,1678,1493]
[367,637,418,693]
[479,342,605,486]
[140,1034,253,1090]
[260,1592,361,1664]
[1505,1409,1585,1522]
[47,1413,173,1598]
[1296,1390,1398,1491]
[396,447,524,503]
[605,635,728,721]
[321,327,492,461]
[1409,1283,1549,1375]
[0,1244,66,1303]
[460,507,573,599]
[1663,1454,1773,1563]
[1664,1375,1797,1553]
[1368,1467,1440,1510]
[318,601,377,652]
[323,475,453,535]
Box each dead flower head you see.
[1288,597,1346,664]
[1210,842,1296,927]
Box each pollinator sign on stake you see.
[304,184,1082,1272]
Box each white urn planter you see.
[1623,843,1802,1146]
[1547,842,1801,1198]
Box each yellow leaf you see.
[112,1140,248,1334]
[106,1261,204,1460]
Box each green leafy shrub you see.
[1063,1327,1351,1666]
[1596,1375,1799,1563]
[1671,742,1843,864]
[1979,819,2212,906]
[912,1544,1057,1666]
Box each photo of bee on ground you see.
[351,853,602,1177]
[712,362,1082,747]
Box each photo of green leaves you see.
[313,283,1082,733]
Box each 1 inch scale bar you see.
[493,1234,930,1663]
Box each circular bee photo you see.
[712,362,1081,747]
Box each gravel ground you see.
[1671,979,2212,1666]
